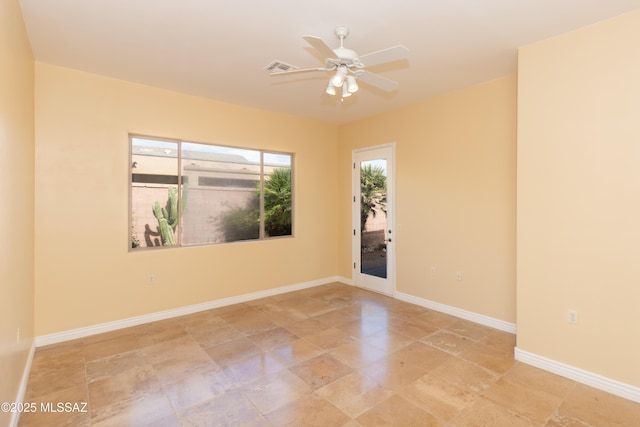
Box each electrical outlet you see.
[431,266,437,277]
[456,271,463,281]
[148,275,155,285]
[568,310,578,325]
[17,328,20,344]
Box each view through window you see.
[130,136,293,249]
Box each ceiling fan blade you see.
[356,45,409,67]
[355,70,399,92]
[269,66,329,76]
[302,35,337,60]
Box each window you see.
[130,135,293,250]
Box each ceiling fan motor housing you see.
[333,47,358,64]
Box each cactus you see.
[152,187,179,246]
[165,187,178,231]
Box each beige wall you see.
[338,76,517,323]
[517,10,640,387]
[0,0,35,423]
[34,63,338,336]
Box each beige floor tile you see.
[478,330,516,354]
[482,376,564,423]
[216,306,256,323]
[86,349,150,383]
[459,342,515,374]
[387,302,429,319]
[204,337,262,367]
[387,316,440,340]
[239,416,272,427]
[247,326,299,351]
[448,397,537,427]
[241,369,311,413]
[339,303,373,317]
[134,320,190,348]
[356,394,443,426]
[290,353,353,390]
[88,365,162,422]
[25,360,86,400]
[504,363,574,400]
[360,356,427,391]
[391,341,451,372]
[31,340,84,361]
[177,389,259,427]
[83,332,141,362]
[329,340,388,369]
[20,384,90,427]
[19,411,91,427]
[357,297,394,313]
[177,311,227,330]
[185,323,244,348]
[429,357,499,394]
[549,383,640,426]
[315,371,395,418]
[311,285,358,302]
[312,307,361,326]
[416,310,459,329]
[445,319,495,341]
[264,394,351,427]
[282,298,335,317]
[162,367,234,412]
[401,374,477,421]
[144,336,218,381]
[421,330,474,355]
[82,327,139,345]
[268,339,325,367]
[321,295,360,310]
[340,315,389,339]
[222,353,286,386]
[254,305,308,326]
[304,327,357,350]
[362,329,414,353]
[282,318,330,337]
[92,393,180,427]
[357,300,391,316]
[226,314,280,336]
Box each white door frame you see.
[352,143,396,296]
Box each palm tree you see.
[360,164,387,231]
[264,168,292,236]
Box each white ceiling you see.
[18,0,640,125]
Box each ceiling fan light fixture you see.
[331,65,347,87]
[325,81,336,95]
[347,76,358,93]
[341,82,352,98]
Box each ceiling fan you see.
[266,26,409,99]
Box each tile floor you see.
[18,283,640,426]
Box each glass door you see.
[352,145,395,295]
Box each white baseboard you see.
[10,340,36,427]
[35,276,341,347]
[515,348,640,403]
[394,291,640,403]
[394,291,516,334]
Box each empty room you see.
[2,1,640,426]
